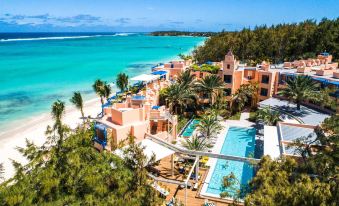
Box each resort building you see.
[92,53,336,205]
[212,51,339,112]
[93,74,178,151]
[154,60,191,80]
[219,51,279,101]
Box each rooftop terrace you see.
[259,98,330,126]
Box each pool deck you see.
[155,156,229,206]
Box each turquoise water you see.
[206,127,256,198]
[0,34,205,131]
[182,119,200,137]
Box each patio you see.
[153,155,230,206]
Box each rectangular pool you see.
[204,126,256,198]
[182,119,200,137]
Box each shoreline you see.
[0,97,102,181]
[0,39,205,181]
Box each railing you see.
[145,133,261,163]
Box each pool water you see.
[182,119,200,137]
[206,127,256,198]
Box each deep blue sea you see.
[0,32,205,131]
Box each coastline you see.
[0,97,102,181]
[0,37,206,181]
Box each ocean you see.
[0,32,205,131]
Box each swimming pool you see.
[203,126,256,198]
[182,119,200,137]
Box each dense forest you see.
[193,18,339,64]
[150,30,216,37]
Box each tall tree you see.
[103,83,112,101]
[116,73,129,92]
[177,70,195,89]
[193,18,339,63]
[0,118,162,205]
[279,75,316,110]
[166,83,196,114]
[230,83,258,113]
[92,79,105,107]
[195,74,224,105]
[70,91,85,121]
[51,100,66,142]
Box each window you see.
[261,75,269,84]
[224,88,231,96]
[227,64,230,69]
[260,88,268,96]
[224,75,232,83]
[199,72,203,78]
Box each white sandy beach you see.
[0,98,102,181]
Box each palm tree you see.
[116,73,129,92]
[177,70,195,89]
[195,74,224,105]
[279,75,316,110]
[103,83,112,101]
[70,91,85,122]
[92,79,105,107]
[51,100,66,148]
[166,83,196,114]
[230,83,257,113]
[181,135,210,151]
[256,106,281,126]
[196,113,223,139]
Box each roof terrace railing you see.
[145,133,260,164]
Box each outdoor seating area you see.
[152,155,228,206]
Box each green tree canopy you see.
[193,18,339,64]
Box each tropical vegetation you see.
[116,72,129,92]
[178,53,192,61]
[181,135,211,151]
[193,18,339,64]
[191,64,220,74]
[165,83,196,115]
[244,115,339,205]
[150,31,216,37]
[0,101,162,206]
[70,91,85,121]
[92,79,106,107]
[196,113,223,139]
[256,106,281,126]
[230,83,258,113]
[195,74,224,105]
[279,75,316,110]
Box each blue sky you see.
[0,0,338,32]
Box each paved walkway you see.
[240,112,250,121]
